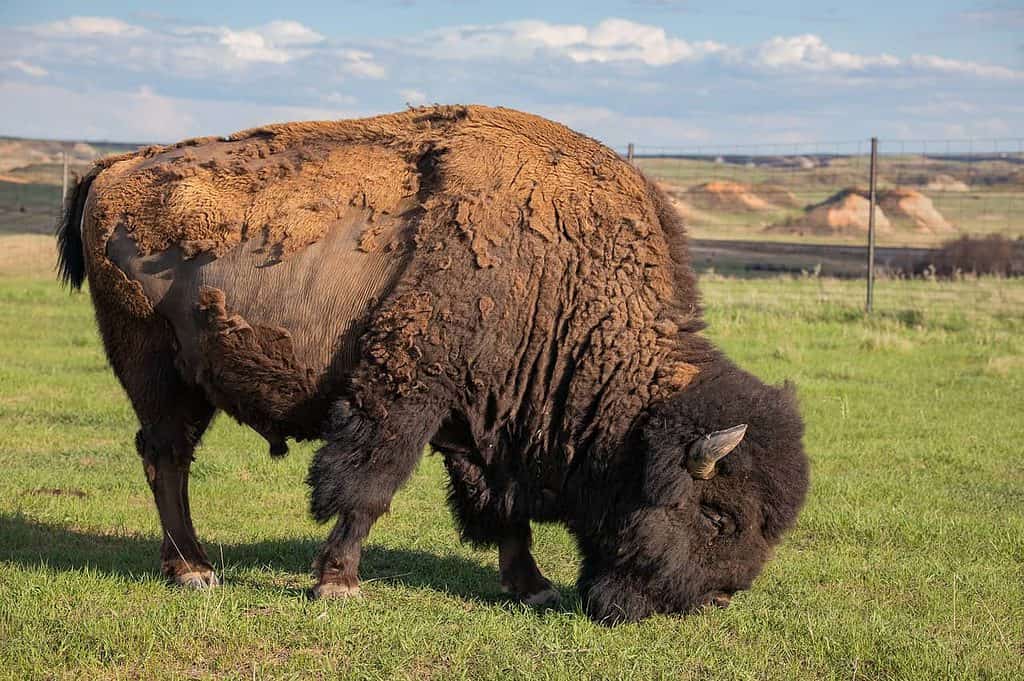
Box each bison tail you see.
[56,167,98,291]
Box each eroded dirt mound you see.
[684,181,797,212]
[925,174,969,192]
[878,188,954,233]
[768,186,955,235]
[768,188,891,235]
[655,182,713,224]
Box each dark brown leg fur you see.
[92,299,218,587]
[499,525,559,606]
[308,398,447,598]
[135,398,217,586]
[442,451,559,605]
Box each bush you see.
[917,234,1024,278]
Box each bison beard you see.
[57,105,810,624]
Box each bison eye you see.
[699,505,736,536]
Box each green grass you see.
[2,244,1023,679]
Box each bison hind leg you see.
[90,296,221,588]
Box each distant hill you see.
[0,136,145,176]
[0,137,146,235]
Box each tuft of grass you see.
[1,254,1023,679]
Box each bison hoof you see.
[503,582,560,607]
[521,587,560,607]
[313,582,361,600]
[174,570,220,589]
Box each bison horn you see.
[686,424,747,479]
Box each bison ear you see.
[686,424,747,479]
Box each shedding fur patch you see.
[194,286,317,450]
[87,143,416,263]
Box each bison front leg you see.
[307,399,445,598]
[498,527,559,606]
[443,455,559,606]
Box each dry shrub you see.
[918,235,1024,278]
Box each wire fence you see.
[622,138,1024,252]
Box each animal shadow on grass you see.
[0,514,573,615]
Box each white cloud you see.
[896,98,979,117]
[338,49,387,79]
[323,92,358,106]
[260,20,325,46]
[9,16,387,78]
[561,19,725,66]
[215,20,325,65]
[172,21,326,67]
[401,21,1021,83]
[400,88,428,105]
[749,34,899,71]
[909,54,1021,80]
[3,59,48,77]
[407,18,723,66]
[959,9,1024,29]
[218,29,297,64]
[33,16,146,38]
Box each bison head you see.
[577,364,809,624]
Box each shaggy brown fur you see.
[57,105,809,622]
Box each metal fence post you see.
[61,149,69,202]
[627,143,635,164]
[866,137,878,314]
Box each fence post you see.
[627,143,635,164]
[866,137,878,314]
[61,149,69,202]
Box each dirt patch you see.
[684,181,798,212]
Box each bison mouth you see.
[578,571,657,625]
[579,570,738,625]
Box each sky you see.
[1,0,1022,148]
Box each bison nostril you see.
[707,592,731,609]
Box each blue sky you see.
[1,1,1021,147]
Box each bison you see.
[57,105,809,623]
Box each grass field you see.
[1,235,1023,679]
